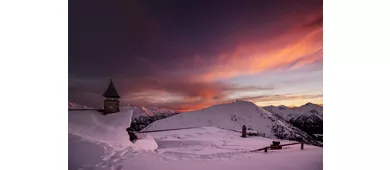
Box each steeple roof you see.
[103,79,120,98]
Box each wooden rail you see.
[251,142,304,153]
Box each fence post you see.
[301,143,304,150]
[265,147,267,153]
[242,125,247,138]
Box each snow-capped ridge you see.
[300,102,322,108]
[263,102,323,121]
[122,105,178,118]
[263,103,323,136]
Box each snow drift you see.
[68,107,159,151]
[69,106,159,169]
[133,133,158,151]
[68,109,134,148]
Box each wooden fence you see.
[251,142,304,153]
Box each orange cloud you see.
[120,77,275,111]
[198,23,323,81]
[290,49,322,70]
[172,102,219,112]
[149,21,323,111]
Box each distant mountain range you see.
[263,102,323,121]
[263,103,323,136]
[122,105,179,132]
[122,105,178,118]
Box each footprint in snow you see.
[112,158,121,163]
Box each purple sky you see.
[69,0,323,111]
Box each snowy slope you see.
[72,127,323,170]
[146,127,322,160]
[122,105,177,118]
[263,102,323,121]
[68,102,322,170]
[69,106,159,169]
[142,101,319,144]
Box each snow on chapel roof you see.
[103,79,120,98]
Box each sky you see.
[69,0,323,112]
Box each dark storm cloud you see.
[69,0,323,77]
[69,0,323,109]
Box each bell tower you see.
[103,79,120,114]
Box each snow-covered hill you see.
[142,101,320,145]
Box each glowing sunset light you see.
[69,0,323,111]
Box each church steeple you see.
[103,79,120,114]
[103,79,120,98]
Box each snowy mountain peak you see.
[278,105,289,109]
[230,100,259,107]
[301,102,321,107]
[263,103,323,136]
